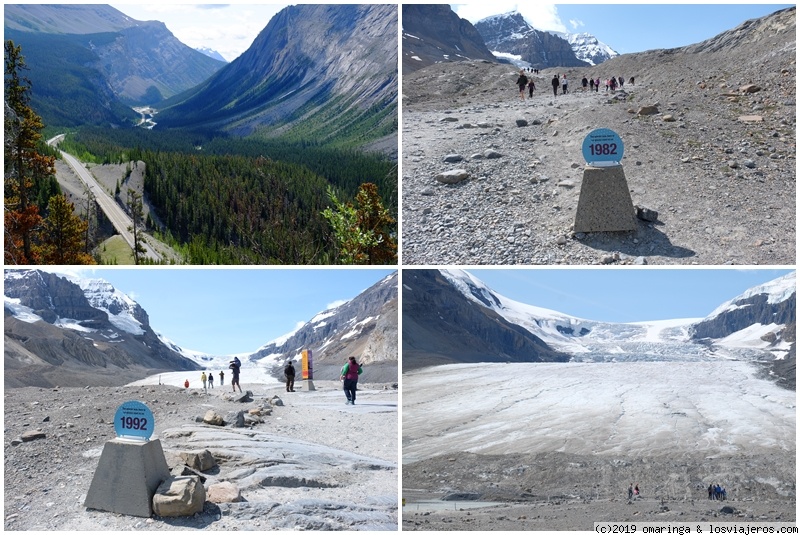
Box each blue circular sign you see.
[582,128,624,165]
[113,401,154,441]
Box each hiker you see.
[219,370,224,386]
[527,77,536,98]
[618,76,624,88]
[629,76,635,85]
[581,76,588,91]
[340,356,362,405]
[284,360,296,392]
[594,77,600,92]
[230,356,242,393]
[589,77,595,91]
[561,73,568,94]
[201,371,207,391]
[516,70,528,100]
[610,76,617,92]
[208,372,214,389]
[628,483,633,500]
[708,484,714,500]
[634,484,640,498]
[551,74,559,96]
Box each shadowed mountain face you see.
[402,270,571,371]
[156,4,398,145]
[4,4,225,123]
[401,4,496,75]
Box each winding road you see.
[48,135,161,262]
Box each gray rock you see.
[483,150,502,159]
[444,154,463,163]
[20,430,46,442]
[436,169,470,184]
[635,205,659,222]
[179,449,217,472]
[207,482,243,504]
[440,116,459,122]
[516,118,528,127]
[637,105,659,116]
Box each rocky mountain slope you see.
[4,270,200,388]
[403,269,796,387]
[4,4,225,124]
[156,4,397,148]
[250,272,398,382]
[474,12,592,69]
[402,4,496,75]
[402,6,795,266]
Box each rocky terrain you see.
[401,7,795,265]
[4,379,397,530]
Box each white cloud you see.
[326,299,348,310]
[569,19,584,31]
[451,3,567,33]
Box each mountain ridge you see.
[404,269,795,388]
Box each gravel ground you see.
[401,31,795,265]
[4,380,398,530]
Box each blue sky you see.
[466,268,795,323]
[43,268,395,356]
[111,4,288,61]
[451,4,793,54]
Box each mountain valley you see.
[402,6,795,265]
[402,269,796,529]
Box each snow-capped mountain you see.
[404,269,795,388]
[194,46,228,63]
[558,31,619,66]
[474,11,616,69]
[4,269,199,388]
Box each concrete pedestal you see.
[303,379,316,392]
[574,165,637,232]
[84,438,170,517]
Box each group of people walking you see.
[517,70,634,99]
[195,356,241,393]
[627,483,641,501]
[192,355,363,405]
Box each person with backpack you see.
[229,357,242,393]
[340,356,362,405]
[551,74,559,96]
[284,360,296,392]
[516,70,528,101]
[207,372,214,389]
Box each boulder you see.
[515,118,528,127]
[269,396,284,407]
[203,410,224,426]
[207,482,243,504]
[20,430,46,442]
[739,84,761,94]
[234,391,253,403]
[435,169,470,184]
[444,154,463,163]
[637,105,659,116]
[152,476,205,517]
[170,465,207,484]
[179,450,217,472]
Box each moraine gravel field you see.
[401,27,796,266]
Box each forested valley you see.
[56,126,397,265]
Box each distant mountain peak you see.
[195,46,228,63]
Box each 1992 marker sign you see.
[113,400,155,441]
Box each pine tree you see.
[40,194,94,264]
[126,189,146,264]
[4,40,55,264]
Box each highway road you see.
[48,135,162,262]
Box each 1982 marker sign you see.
[582,128,624,166]
[113,400,154,441]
